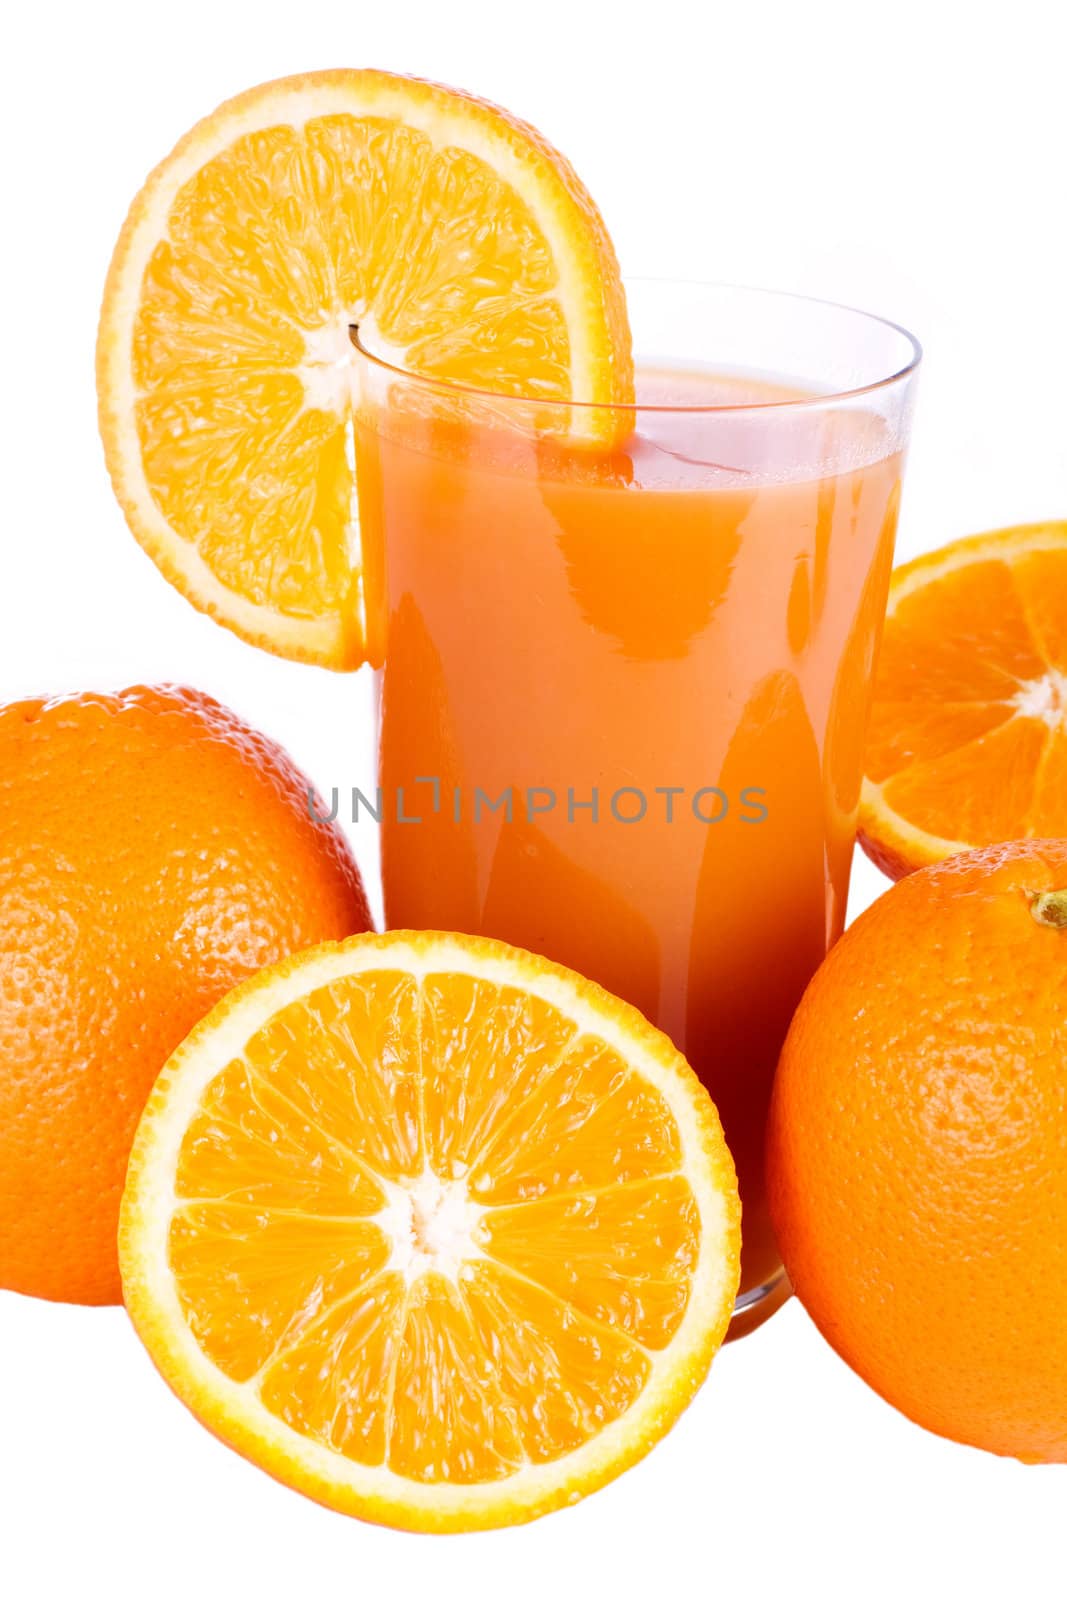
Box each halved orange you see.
[859,521,1067,877]
[97,70,634,670]
[119,931,739,1532]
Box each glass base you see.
[724,1267,792,1342]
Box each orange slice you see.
[119,931,739,1531]
[97,70,634,670]
[859,521,1067,877]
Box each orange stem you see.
[1030,890,1067,930]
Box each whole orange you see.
[0,685,371,1305]
[767,839,1067,1463]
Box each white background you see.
[2,2,1065,1595]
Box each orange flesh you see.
[362,368,904,1297]
[865,547,1067,842]
[131,115,596,641]
[168,969,699,1485]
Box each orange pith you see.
[119,932,739,1531]
[97,70,634,670]
[859,521,1067,876]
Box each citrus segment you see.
[242,974,425,1180]
[1012,548,1067,671]
[419,974,579,1173]
[481,1178,700,1348]
[119,933,738,1530]
[876,716,1047,847]
[173,1056,386,1214]
[168,1207,390,1383]
[1030,730,1067,834]
[859,522,1067,876]
[468,1036,683,1204]
[97,70,634,669]
[257,1273,407,1467]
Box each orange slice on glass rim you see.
[119,931,739,1532]
[859,521,1067,877]
[97,70,634,670]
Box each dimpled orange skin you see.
[0,686,372,1306]
[766,839,1067,1463]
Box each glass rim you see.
[351,277,922,417]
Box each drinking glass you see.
[353,281,920,1335]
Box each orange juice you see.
[357,366,904,1315]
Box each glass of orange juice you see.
[354,282,920,1335]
